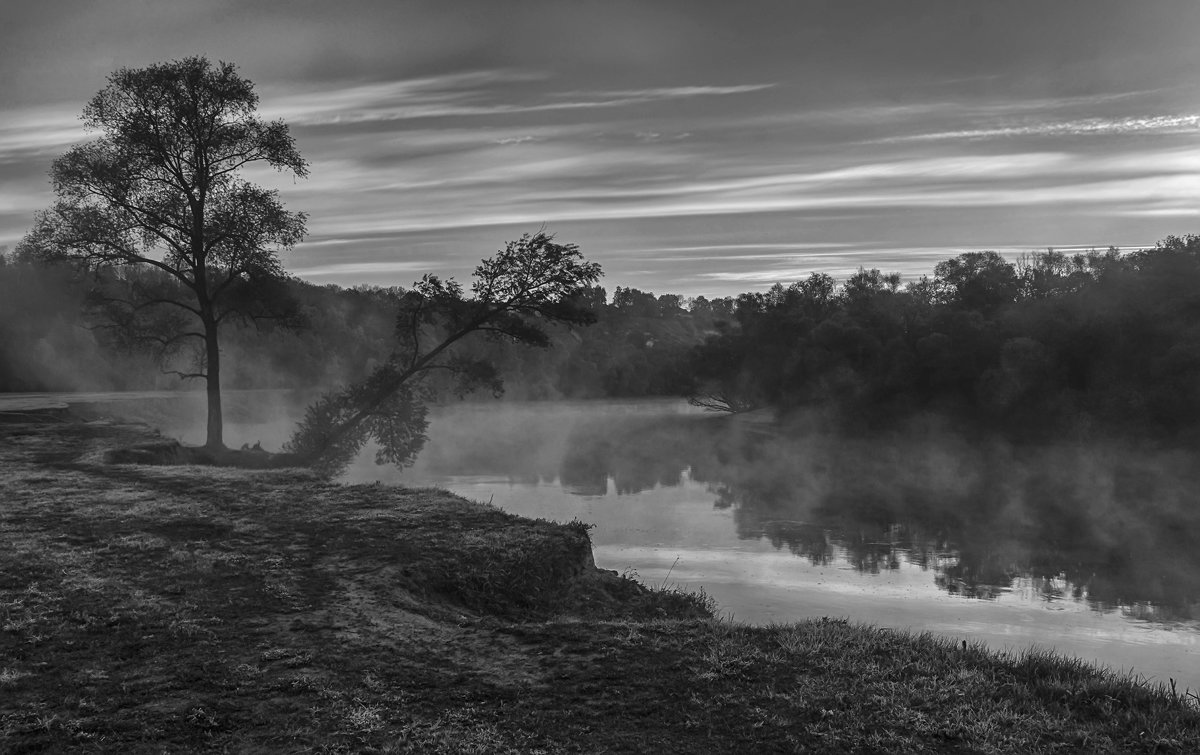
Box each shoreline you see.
[2,415,1198,751]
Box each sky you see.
[2,0,1200,298]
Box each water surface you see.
[345,399,1200,691]
[5,391,1197,690]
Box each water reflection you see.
[13,392,1194,685]
[379,401,1200,625]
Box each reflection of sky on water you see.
[11,392,1196,691]
[390,457,1200,692]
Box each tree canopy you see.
[18,56,307,449]
[285,232,603,474]
[688,236,1200,441]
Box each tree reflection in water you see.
[545,410,1200,622]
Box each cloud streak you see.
[291,260,433,277]
[4,2,1200,296]
[288,143,1200,238]
[263,75,775,127]
[884,114,1200,143]
[0,103,87,158]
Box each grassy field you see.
[2,415,1198,753]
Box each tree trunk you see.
[204,321,224,450]
[294,316,489,465]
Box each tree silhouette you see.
[18,56,307,449]
[286,232,602,475]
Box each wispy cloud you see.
[726,89,1166,133]
[550,84,774,100]
[290,260,433,277]
[0,103,87,157]
[282,145,1200,243]
[495,135,537,145]
[527,153,1073,205]
[635,131,690,142]
[621,242,858,263]
[1116,207,1200,217]
[262,74,775,126]
[631,242,855,254]
[0,186,52,217]
[884,114,1200,143]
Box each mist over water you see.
[347,398,1200,690]
[11,391,1197,689]
[55,389,318,450]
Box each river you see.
[4,391,1199,691]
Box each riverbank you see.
[2,416,1198,752]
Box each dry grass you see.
[1,417,1197,753]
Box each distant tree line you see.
[0,250,721,401]
[9,233,1200,443]
[690,235,1200,442]
[0,251,396,394]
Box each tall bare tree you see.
[19,56,307,449]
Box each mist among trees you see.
[8,234,1200,450]
[284,232,603,474]
[9,58,1200,471]
[688,236,1200,443]
[16,56,307,450]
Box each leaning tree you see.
[18,56,307,449]
[286,232,602,475]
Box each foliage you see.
[285,232,602,474]
[17,227,1200,446]
[16,56,306,448]
[0,261,713,402]
[0,260,394,394]
[688,235,1200,440]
